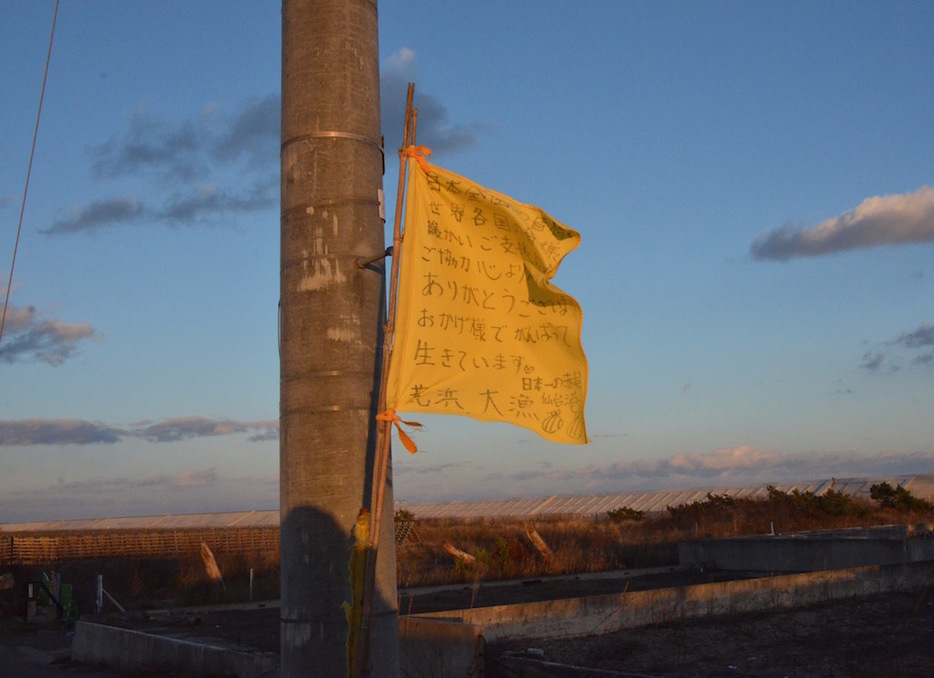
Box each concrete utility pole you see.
[280,1,399,675]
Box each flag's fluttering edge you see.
[386,147,589,445]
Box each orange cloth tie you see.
[377,409,421,454]
[401,145,432,173]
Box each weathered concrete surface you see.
[418,561,934,643]
[399,617,484,677]
[72,621,277,677]
[71,614,483,677]
[680,523,934,572]
[70,561,934,677]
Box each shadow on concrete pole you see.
[280,1,399,675]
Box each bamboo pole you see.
[358,82,416,677]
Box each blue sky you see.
[2,1,933,523]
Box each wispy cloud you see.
[859,351,887,373]
[0,419,125,446]
[889,322,934,367]
[398,446,934,504]
[248,428,279,443]
[45,68,482,236]
[394,461,469,477]
[212,95,280,168]
[859,321,934,373]
[0,417,279,446]
[91,95,279,182]
[131,416,278,443]
[42,197,144,235]
[0,304,97,365]
[751,186,934,261]
[158,182,275,223]
[53,468,219,494]
[890,323,934,350]
[44,96,280,236]
[569,447,934,492]
[381,48,491,157]
[0,469,280,522]
[91,114,205,182]
[44,184,275,234]
[0,303,35,333]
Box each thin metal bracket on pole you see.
[356,246,393,269]
[281,130,385,158]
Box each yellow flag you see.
[386,149,588,444]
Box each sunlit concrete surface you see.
[417,561,934,644]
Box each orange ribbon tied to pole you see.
[401,145,432,173]
[376,409,421,454]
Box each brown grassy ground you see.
[2,484,932,617]
[395,485,934,589]
[4,487,934,675]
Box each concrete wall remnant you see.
[680,523,934,572]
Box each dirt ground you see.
[488,588,934,677]
[97,570,934,676]
[93,568,756,656]
[5,570,934,676]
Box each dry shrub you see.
[395,514,683,587]
[395,485,934,588]
[659,485,934,538]
[7,485,933,613]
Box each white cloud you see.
[0,304,35,332]
[0,304,97,365]
[386,47,416,75]
[667,446,780,472]
[752,186,934,260]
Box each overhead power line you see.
[1,0,60,348]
